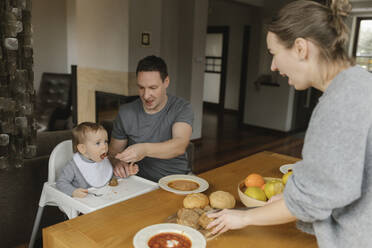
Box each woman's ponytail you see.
[330,0,352,55]
[267,0,352,63]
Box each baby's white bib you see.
[73,153,113,188]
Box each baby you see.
[56,122,138,197]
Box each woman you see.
[207,0,372,247]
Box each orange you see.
[244,173,265,188]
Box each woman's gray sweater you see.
[284,66,372,248]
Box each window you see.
[205,56,222,73]
[353,18,372,72]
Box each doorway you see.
[292,88,322,131]
[203,26,229,113]
[238,26,251,125]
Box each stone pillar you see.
[0,0,36,169]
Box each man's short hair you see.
[136,55,168,81]
[72,122,106,153]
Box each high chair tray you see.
[75,175,159,210]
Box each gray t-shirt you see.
[56,153,94,196]
[284,66,372,247]
[111,94,194,182]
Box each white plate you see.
[133,223,206,248]
[279,163,294,174]
[75,175,158,210]
[158,174,209,195]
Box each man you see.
[108,55,194,182]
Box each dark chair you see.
[186,142,195,174]
[35,73,72,131]
[1,130,72,248]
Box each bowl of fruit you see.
[238,172,292,207]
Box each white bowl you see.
[238,177,281,207]
[279,164,294,174]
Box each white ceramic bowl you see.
[279,163,294,174]
[238,177,281,207]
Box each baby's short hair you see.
[72,122,106,153]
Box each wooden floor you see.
[193,107,305,174]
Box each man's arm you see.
[109,138,138,178]
[108,137,128,161]
[147,122,192,158]
[115,122,192,163]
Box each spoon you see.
[88,192,103,197]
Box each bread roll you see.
[183,193,209,209]
[177,208,200,229]
[209,191,236,209]
[198,212,214,229]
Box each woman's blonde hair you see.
[267,0,352,63]
[72,122,106,153]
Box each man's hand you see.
[115,143,147,163]
[113,160,139,178]
[72,188,88,198]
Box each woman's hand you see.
[207,209,249,235]
[207,199,297,235]
[266,193,283,204]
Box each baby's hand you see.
[72,188,88,198]
[128,163,139,176]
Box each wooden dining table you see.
[43,151,317,248]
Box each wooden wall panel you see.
[76,67,137,123]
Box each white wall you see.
[33,0,207,139]
[189,0,209,140]
[66,0,77,71]
[208,0,262,111]
[208,0,296,131]
[173,0,208,139]
[244,0,295,131]
[69,0,129,72]
[128,0,162,73]
[176,1,194,101]
[160,0,180,95]
[128,0,207,139]
[32,0,129,93]
[32,0,68,92]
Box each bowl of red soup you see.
[133,223,206,248]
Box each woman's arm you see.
[207,198,296,234]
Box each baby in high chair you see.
[56,122,138,197]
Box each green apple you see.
[282,171,293,185]
[244,187,267,201]
[264,180,284,199]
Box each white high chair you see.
[29,140,159,248]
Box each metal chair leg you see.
[28,206,44,248]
